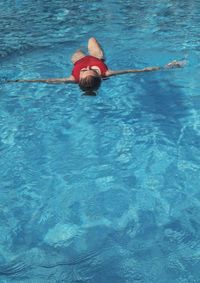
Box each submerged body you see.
[7,37,185,94]
[72,55,108,82]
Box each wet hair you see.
[79,75,101,94]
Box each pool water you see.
[1,0,200,282]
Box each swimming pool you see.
[1,0,200,282]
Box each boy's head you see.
[79,69,101,94]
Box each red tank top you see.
[72,56,108,82]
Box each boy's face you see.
[79,67,100,80]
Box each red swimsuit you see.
[72,56,108,82]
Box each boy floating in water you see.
[8,37,185,95]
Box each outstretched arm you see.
[105,60,186,77]
[6,76,76,84]
[106,66,160,77]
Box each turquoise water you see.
[1,0,200,282]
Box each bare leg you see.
[71,50,86,64]
[88,37,105,60]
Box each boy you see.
[9,37,184,95]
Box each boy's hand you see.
[164,60,187,69]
